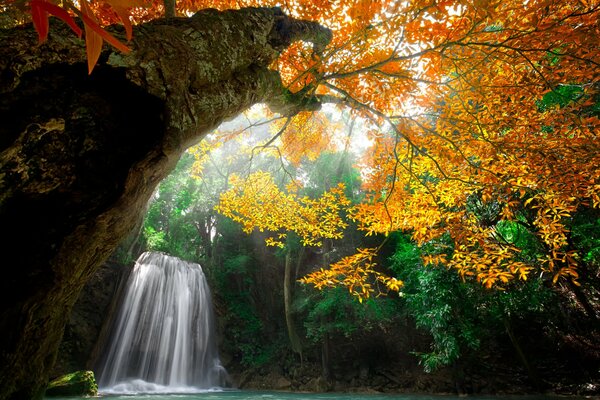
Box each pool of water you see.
[46,390,580,400]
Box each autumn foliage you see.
[10,0,600,297]
[215,171,350,248]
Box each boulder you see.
[45,371,98,397]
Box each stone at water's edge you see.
[45,371,98,397]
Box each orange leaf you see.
[80,0,104,74]
[103,0,148,41]
[103,0,147,7]
[110,5,133,40]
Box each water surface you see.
[46,390,581,400]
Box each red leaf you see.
[36,0,82,38]
[80,11,130,53]
[30,0,49,42]
[79,0,130,73]
[30,0,83,42]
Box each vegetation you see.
[133,129,598,390]
[2,0,600,396]
[8,0,599,300]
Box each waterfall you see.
[97,251,228,393]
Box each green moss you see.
[45,371,98,397]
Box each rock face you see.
[45,371,98,397]
[0,8,330,400]
[52,261,131,378]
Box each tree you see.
[142,152,210,261]
[386,233,554,383]
[1,0,599,398]
[215,167,351,358]
[165,1,600,299]
[0,7,331,400]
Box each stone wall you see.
[52,260,132,378]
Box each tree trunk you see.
[320,239,333,382]
[321,332,332,381]
[0,9,330,400]
[566,279,599,323]
[503,318,541,390]
[163,0,176,18]
[284,250,303,358]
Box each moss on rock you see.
[45,371,98,397]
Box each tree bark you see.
[566,279,599,323]
[0,8,330,400]
[284,249,303,358]
[503,318,541,390]
[163,0,176,18]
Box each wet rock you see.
[274,376,292,390]
[45,370,98,397]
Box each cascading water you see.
[96,251,228,394]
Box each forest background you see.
[90,95,598,394]
[1,0,599,397]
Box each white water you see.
[97,251,228,394]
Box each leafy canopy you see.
[10,0,600,295]
[214,0,599,297]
